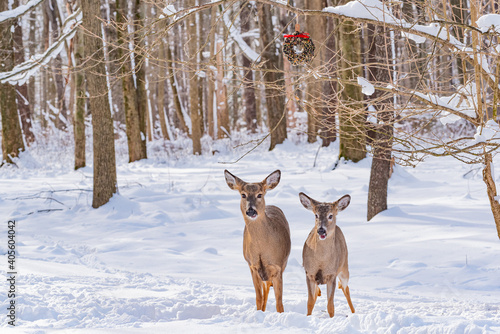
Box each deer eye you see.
[315,214,319,219]
[241,194,247,198]
[328,214,333,220]
[257,194,262,198]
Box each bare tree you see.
[257,3,287,150]
[81,0,117,208]
[74,27,86,170]
[13,0,34,144]
[0,0,25,165]
[366,21,393,221]
[116,0,146,162]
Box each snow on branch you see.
[0,8,82,85]
[222,7,260,62]
[0,0,45,23]
[477,14,500,34]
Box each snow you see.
[477,14,500,34]
[473,120,500,143]
[0,8,82,85]
[401,31,426,44]
[0,0,43,23]
[357,77,375,96]
[222,9,260,62]
[1,132,500,332]
[323,0,499,87]
[324,0,397,24]
[163,5,177,16]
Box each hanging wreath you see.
[283,30,315,65]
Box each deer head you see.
[299,193,351,240]
[224,170,281,221]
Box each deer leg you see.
[272,273,284,313]
[306,276,318,316]
[338,270,355,313]
[326,277,336,318]
[341,285,355,313]
[262,281,272,312]
[250,267,264,311]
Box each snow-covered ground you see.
[1,132,500,333]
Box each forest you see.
[1,0,500,331]
[2,0,500,231]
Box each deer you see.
[224,170,291,313]
[299,192,355,318]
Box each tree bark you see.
[305,0,326,143]
[81,0,118,208]
[74,28,86,170]
[321,11,337,146]
[45,0,68,128]
[133,0,148,152]
[241,3,257,133]
[367,22,393,221]
[157,37,170,141]
[28,8,37,129]
[483,153,500,239]
[188,6,202,154]
[116,0,145,162]
[166,33,189,135]
[338,18,366,162]
[0,0,25,164]
[216,41,229,139]
[13,0,35,144]
[206,6,217,138]
[257,3,287,150]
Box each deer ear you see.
[336,195,351,212]
[224,170,243,190]
[299,192,315,211]
[264,170,281,190]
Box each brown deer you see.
[224,170,291,313]
[299,192,355,318]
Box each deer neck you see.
[243,213,270,233]
[308,228,336,251]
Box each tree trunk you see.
[321,11,337,146]
[188,6,202,154]
[0,0,25,164]
[366,22,394,221]
[241,3,257,133]
[81,0,118,208]
[338,18,366,162]
[206,6,217,138]
[305,0,326,143]
[257,3,287,150]
[28,8,37,132]
[13,0,34,145]
[216,41,229,139]
[103,0,125,124]
[74,28,86,170]
[483,153,500,239]
[116,0,145,162]
[45,0,68,128]
[166,33,189,135]
[133,0,148,153]
[157,38,170,141]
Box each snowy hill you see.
[1,134,499,333]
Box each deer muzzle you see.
[246,207,258,219]
[317,227,327,240]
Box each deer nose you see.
[317,227,326,235]
[246,207,257,218]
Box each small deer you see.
[224,170,291,313]
[299,192,355,318]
